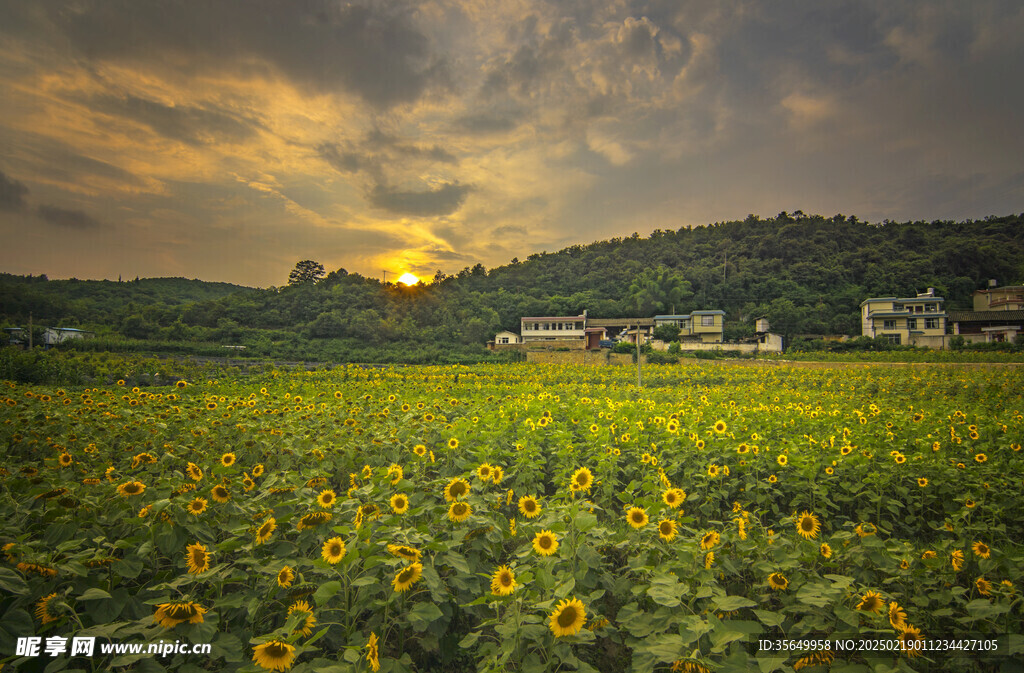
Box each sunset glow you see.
[0,3,1021,287]
[397,273,420,286]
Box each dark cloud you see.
[45,1,447,109]
[369,182,470,217]
[317,143,369,175]
[0,170,29,210]
[454,111,521,134]
[492,224,527,237]
[91,93,256,145]
[37,205,101,228]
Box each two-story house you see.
[946,281,1024,344]
[860,289,947,348]
[653,310,725,343]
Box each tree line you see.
[2,212,1022,362]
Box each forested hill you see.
[0,275,249,325]
[1,212,1023,361]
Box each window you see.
[925,304,937,312]
[907,318,917,330]
[893,303,904,311]
[883,320,896,330]
[701,315,715,326]
[498,337,508,344]
[925,318,939,330]
[885,334,901,345]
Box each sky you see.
[1,1,1022,288]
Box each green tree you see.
[628,267,693,315]
[288,260,326,286]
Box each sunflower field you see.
[1,357,1022,673]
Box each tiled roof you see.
[947,310,1024,322]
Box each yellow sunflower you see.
[277,566,295,588]
[448,438,459,450]
[443,477,471,501]
[386,544,421,562]
[252,640,296,672]
[153,601,207,628]
[366,632,380,672]
[221,453,236,467]
[34,593,60,624]
[321,537,346,564]
[795,511,820,540]
[256,517,277,545]
[317,489,337,509]
[570,467,593,492]
[491,466,504,484]
[532,530,559,556]
[713,420,727,434]
[626,507,648,529]
[392,562,424,592]
[700,530,720,550]
[951,549,965,570]
[117,481,146,497]
[211,485,230,503]
[975,576,992,596]
[820,543,833,559]
[518,495,541,518]
[971,541,991,559]
[768,572,788,591]
[855,522,876,537]
[187,497,208,516]
[490,565,517,596]
[382,492,407,514]
[777,454,788,467]
[888,602,907,630]
[662,488,685,508]
[287,600,317,637]
[448,501,471,523]
[58,452,73,467]
[476,463,493,481]
[657,519,677,541]
[185,543,210,574]
[855,590,884,614]
[549,597,587,637]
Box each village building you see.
[860,289,947,348]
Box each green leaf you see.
[79,588,112,601]
[0,568,28,595]
[444,551,471,575]
[752,609,785,628]
[407,601,444,631]
[314,580,342,607]
[712,595,756,612]
[458,631,480,648]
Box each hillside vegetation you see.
[2,212,1023,362]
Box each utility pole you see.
[636,322,642,389]
[382,270,387,284]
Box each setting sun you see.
[397,272,420,286]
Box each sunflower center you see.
[330,543,342,555]
[632,512,643,522]
[660,522,672,534]
[191,550,205,565]
[264,643,288,658]
[398,567,415,582]
[500,573,513,587]
[259,523,272,537]
[396,498,406,508]
[454,504,467,515]
[801,519,815,531]
[539,536,552,549]
[557,607,578,628]
[525,501,536,512]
